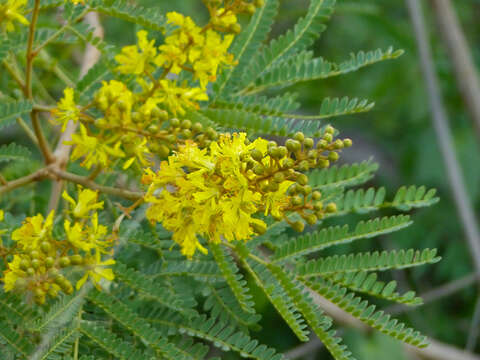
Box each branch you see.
[0,168,50,196]
[429,0,480,141]
[405,0,480,278]
[49,168,143,201]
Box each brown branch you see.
[429,0,480,141]
[0,168,50,196]
[48,168,143,201]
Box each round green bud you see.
[312,191,322,200]
[292,140,302,151]
[334,139,344,149]
[292,195,303,206]
[282,158,295,169]
[288,183,299,195]
[30,250,40,259]
[267,145,278,157]
[298,160,310,172]
[34,288,45,298]
[148,124,159,134]
[70,254,83,265]
[273,172,285,183]
[305,214,318,225]
[158,144,171,158]
[318,159,330,168]
[252,164,265,175]
[292,221,305,233]
[150,106,162,119]
[54,274,66,286]
[131,112,141,122]
[15,278,27,290]
[19,259,30,271]
[59,257,71,268]
[277,146,287,158]
[328,151,339,162]
[45,257,55,268]
[250,148,263,162]
[206,127,218,139]
[326,202,337,213]
[27,268,35,276]
[166,134,176,143]
[314,201,324,211]
[259,180,270,192]
[293,132,305,143]
[116,100,128,112]
[285,139,296,152]
[254,0,265,7]
[245,4,256,14]
[343,138,353,147]
[181,119,192,129]
[158,109,169,121]
[307,150,317,159]
[40,241,51,253]
[192,122,203,133]
[296,173,308,186]
[251,222,267,235]
[230,23,242,34]
[301,185,312,195]
[49,268,60,279]
[182,129,192,138]
[267,141,277,149]
[323,133,333,143]
[304,138,314,149]
[269,181,279,192]
[170,118,180,127]
[31,259,41,270]
[316,139,328,149]
[48,287,59,298]
[325,125,335,134]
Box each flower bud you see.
[312,191,322,200]
[31,259,41,270]
[158,144,171,158]
[326,203,337,213]
[305,214,317,225]
[323,133,333,142]
[19,259,30,271]
[170,118,180,127]
[343,138,353,147]
[298,160,309,172]
[277,146,287,158]
[251,222,267,235]
[192,122,203,133]
[325,125,335,134]
[296,173,308,186]
[292,195,303,206]
[304,138,314,149]
[328,152,339,162]
[181,119,192,129]
[292,221,305,232]
[59,256,71,268]
[253,164,265,175]
[40,241,51,254]
[250,148,263,162]
[27,268,35,276]
[45,257,55,268]
[70,254,83,265]
[273,172,285,183]
[230,23,242,34]
[334,139,344,149]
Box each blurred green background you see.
[2,0,480,359]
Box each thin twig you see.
[405,0,480,278]
[429,0,480,141]
[0,168,50,196]
[466,292,480,351]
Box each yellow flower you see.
[154,79,208,116]
[76,251,115,290]
[52,88,80,131]
[0,210,3,221]
[115,30,158,75]
[3,255,26,292]
[0,0,29,32]
[11,211,55,251]
[64,220,90,251]
[62,188,103,218]
[95,80,134,126]
[67,124,125,169]
[214,8,238,28]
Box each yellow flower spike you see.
[76,251,115,290]
[155,79,208,116]
[115,30,158,75]
[0,0,29,32]
[0,210,4,221]
[64,220,91,251]
[52,88,80,132]
[62,188,104,218]
[3,254,27,292]
[11,211,55,251]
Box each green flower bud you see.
[30,250,40,259]
[19,259,30,271]
[277,146,287,158]
[254,0,265,7]
[273,172,285,183]
[298,160,309,172]
[27,268,35,276]
[323,133,333,142]
[15,278,27,290]
[292,195,303,206]
[250,148,263,162]
[166,134,176,143]
[40,241,51,253]
[316,139,328,149]
[296,173,308,186]
[259,180,270,192]
[305,214,317,225]
[31,259,41,270]
[343,138,353,147]
[334,139,344,149]
[59,257,71,268]
[182,129,192,138]
[318,159,330,168]
[206,127,218,139]
[45,257,55,268]
[245,4,256,14]
[192,122,203,133]
[301,185,312,195]
[328,151,339,162]
[282,158,295,169]
[326,202,337,213]
[285,139,296,152]
[70,254,83,265]
[251,222,267,235]
[269,181,279,192]
[181,119,192,129]
[314,201,324,211]
[304,138,314,149]
[148,124,159,134]
[293,132,305,142]
[48,287,59,298]
[230,23,242,34]
[292,221,305,232]
[158,144,171,158]
[312,191,322,200]
[170,118,180,127]
[131,112,141,122]
[253,164,265,175]
[325,125,335,134]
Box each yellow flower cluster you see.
[0,0,29,32]
[2,189,116,304]
[53,2,256,172]
[143,129,351,258]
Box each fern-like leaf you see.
[0,143,31,163]
[0,101,32,129]
[297,248,440,277]
[210,243,255,314]
[0,319,33,357]
[274,215,413,262]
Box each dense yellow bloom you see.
[214,8,238,28]
[67,124,125,169]
[52,88,80,131]
[76,251,115,290]
[154,79,208,116]
[62,188,104,218]
[11,211,55,251]
[95,80,134,126]
[3,255,26,292]
[0,0,29,32]
[115,30,158,75]
[144,133,293,257]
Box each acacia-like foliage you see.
[0,1,440,359]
